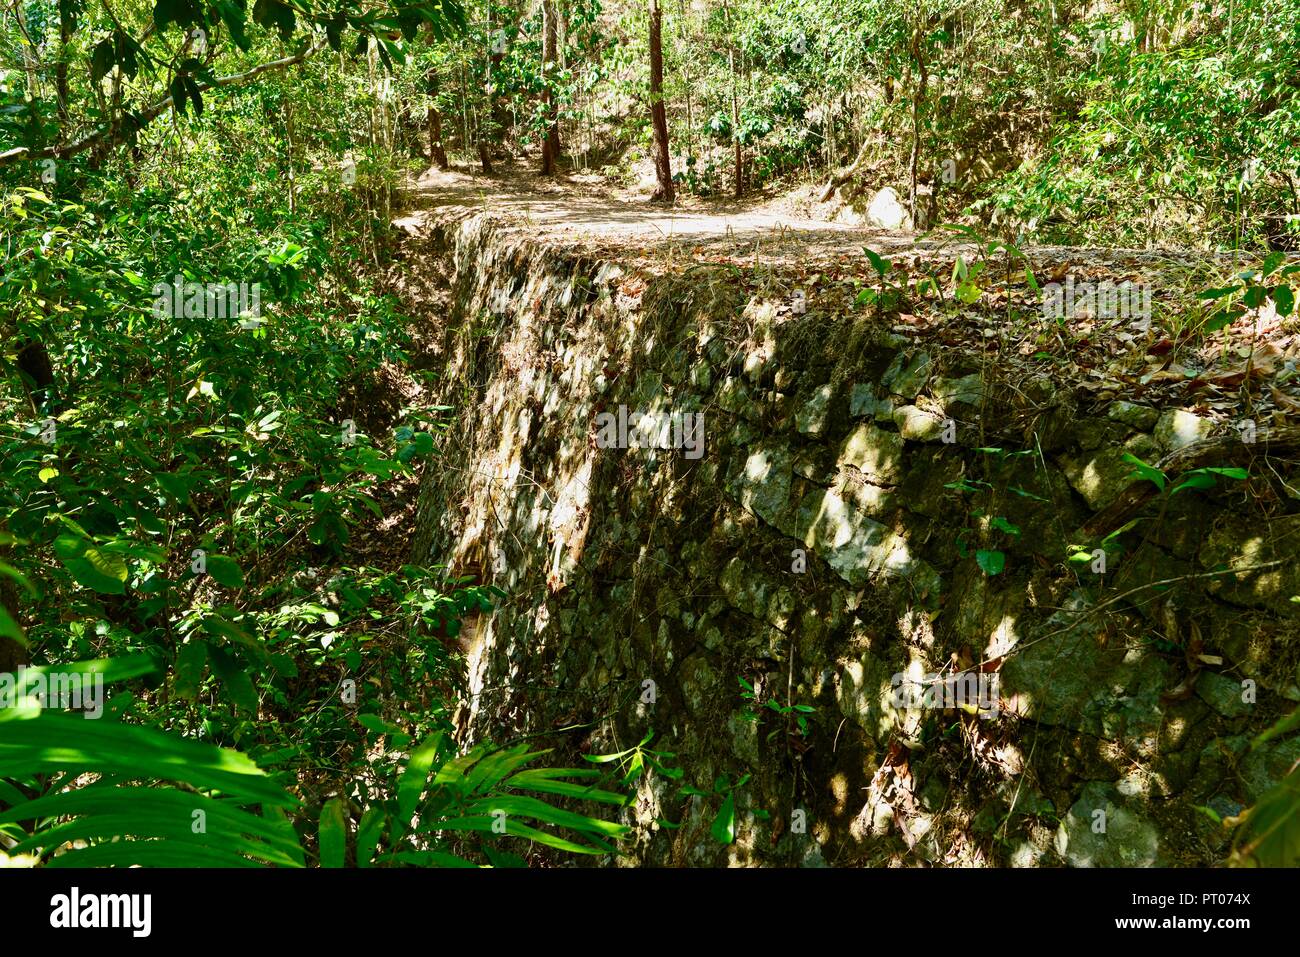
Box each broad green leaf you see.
[156,473,193,502]
[1254,708,1300,749]
[432,745,491,789]
[1198,285,1243,300]
[207,646,259,715]
[205,555,245,589]
[216,0,251,50]
[202,614,257,647]
[465,744,548,794]
[0,786,302,866]
[504,769,631,806]
[12,653,157,691]
[0,707,292,805]
[433,814,611,855]
[46,842,266,868]
[990,517,1020,536]
[0,606,25,646]
[397,733,445,824]
[1171,474,1218,495]
[1172,467,1248,495]
[1122,453,1166,491]
[356,805,387,867]
[1232,766,1300,868]
[975,549,1005,575]
[54,534,128,594]
[710,792,736,844]
[319,797,348,868]
[174,640,208,700]
[463,795,630,838]
[1275,285,1295,317]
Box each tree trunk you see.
[428,106,450,169]
[540,0,561,175]
[56,3,73,134]
[720,0,743,198]
[425,70,450,169]
[489,45,509,144]
[0,597,24,675]
[908,31,928,224]
[648,0,674,203]
[16,337,58,414]
[15,2,40,103]
[818,139,875,203]
[480,13,511,166]
[286,98,297,215]
[0,533,24,674]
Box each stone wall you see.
[403,213,1300,867]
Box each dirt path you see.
[398,162,862,263]
[397,163,1257,274]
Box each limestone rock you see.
[893,405,946,442]
[1199,513,1300,616]
[717,376,759,421]
[931,373,984,409]
[1059,441,1144,510]
[882,351,932,400]
[849,383,884,418]
[1055,782,1159,867]
[1107,400,1160,430]
[1154,409,1213,452]
[796,384,833,435]
[732,442,794,530]
[866,187,912,230]
[1195,671,1254,719]
[836,422,904,484]
[796,487,932,588]
[1002,591,1172,740]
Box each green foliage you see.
[4,0,1298,873]
[974,549,1005,576]
[312,736,632,867]
[1230,765,1300,868]
[678,772,752,846]
[1123,453,1250,496]
[583,730,684,789]
[986,0,1300,248]
[0,662,303,867]
[1231,708,1300,867]
[2,0,467,164]
[0,0,639,870]
[738,675,815,739]
[0,677,631,867]
[1195,255,1300,334]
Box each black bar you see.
[0,867,1280,944]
